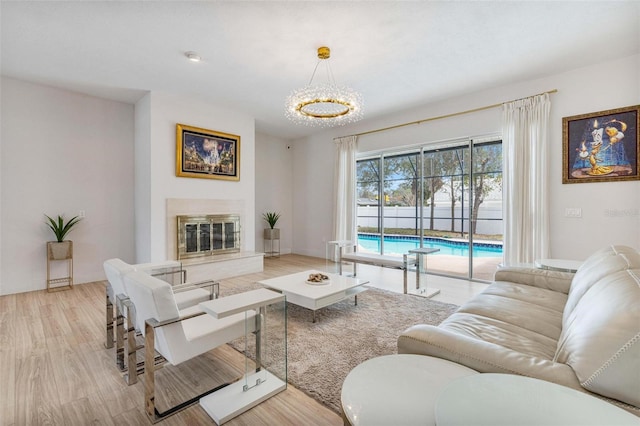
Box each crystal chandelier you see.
[285,46,363,127]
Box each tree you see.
[423,154,445,230]
[467,143,502,236]
[357,158,381,201]
[435,149,465,233]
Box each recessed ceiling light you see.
[185,51,201,62]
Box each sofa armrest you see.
[397,324,581,389]
[494,267,574,294]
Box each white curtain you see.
[502,93,551,265]
[332,135,358,258]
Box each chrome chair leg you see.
[116,311,126,372]
[105,291,114,349]
[122,298,138,385]
[145,321,157,422]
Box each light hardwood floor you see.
[0,254,486,425]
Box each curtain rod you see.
[342,89,558,139]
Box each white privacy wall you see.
[0,77,135,295]
[291,54,640,261]
[134,92,256,262]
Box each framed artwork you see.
[562,105,639,184]
[176,123,240,181]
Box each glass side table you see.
[199,288,287,424]
[326,240,354,273]
[408,247,440,298]
[534,258,583,273]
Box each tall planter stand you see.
[46,240,73,292]
[263,228,280,258]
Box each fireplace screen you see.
[177,214,240,259]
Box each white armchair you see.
[122,270,256,423]
[103,258,215,384]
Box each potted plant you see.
[45,214,82,260]
[262,211,281,240]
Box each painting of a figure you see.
[176,124,240,181]
[563,105,639,184]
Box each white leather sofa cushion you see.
[478,281,568,340]
[563,245,640,325]
[437,281,566,360]
[555,268,640,408]
[438,312,558,360]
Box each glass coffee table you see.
[258,270,369,322]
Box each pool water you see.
[357,234,503,258]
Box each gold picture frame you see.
[176,123,240,181]
[562,105,639,184]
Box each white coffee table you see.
[341,355,478,425]
[258,270,369,322]
[436,373,640,425]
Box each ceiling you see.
[2,1,639,140]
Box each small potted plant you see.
[262,211,281,240]
[45,214,82,260]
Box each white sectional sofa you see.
[398,245,640,415]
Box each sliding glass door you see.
[421,145,470,278]
[468,141,503,280]
[356,138,503,281]
[382,152,420,255]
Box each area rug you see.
[226,283,458,414]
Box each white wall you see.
[255,132,293,255]
[292,132,338,257]
[291,54,640,261]
[0,77,135,295]
[134,92,256,262]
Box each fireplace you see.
[177,214,240,260]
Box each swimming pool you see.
[357,234,503,258]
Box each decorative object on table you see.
[176,123,240,181]
[262,212,281,257]
[45,214,82,292]
[306,272,330,285]
[285,46,363,127]
[562,105,639,183]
